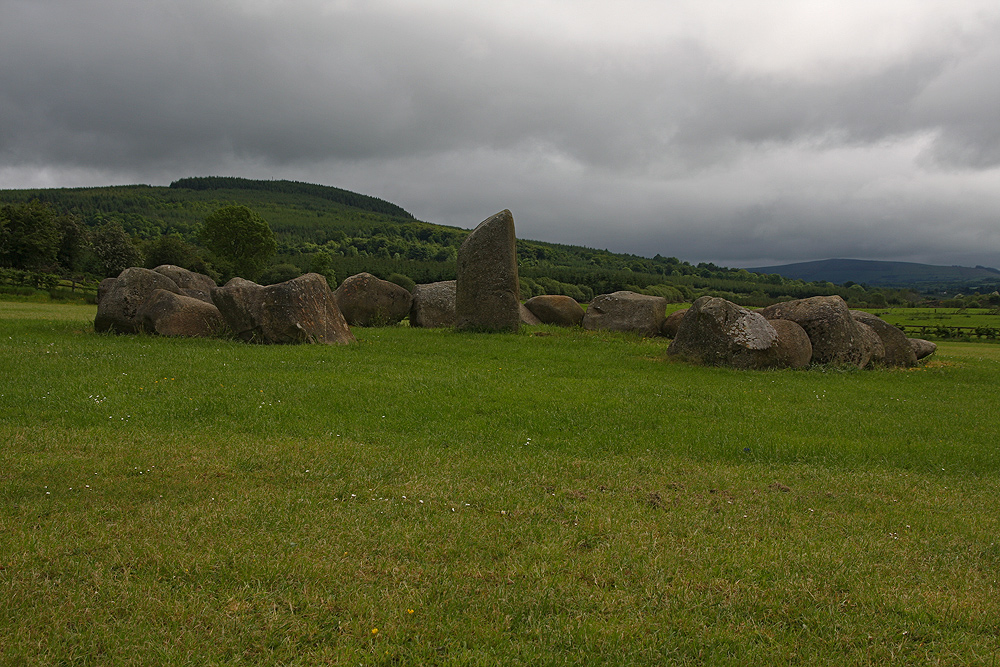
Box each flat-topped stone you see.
[582,291,667,336]
[524,295,585,327]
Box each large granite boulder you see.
[334,272,413,326]
[855,321,885,366]
[210,277,265,342]
[212,273,354,344]
[455,210,520,332]
[259,273,355,344]
[909,338,937,360]
[667,296,810,369]
[153,265,217,303]
[520,303,542,325]
[138,289,224,337]
[850,310,917,367]
[95,267,181,333]
[661,308,689,338]
[97,277,117,305]
[768,319,814,369]
[409,281,457,328]
[760,296,872,367]
[581,291,667,336]
[524,295,585,327]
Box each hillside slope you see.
[4,177,997,304]
[748,258,1000,288]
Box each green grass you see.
[869,307,1000,329]
[3,302,1000,665]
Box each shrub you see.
[257,264,302,285]
[387,273,416,292]
[142,236,203,272]
[308,251,337,289]
[641,284,685,302]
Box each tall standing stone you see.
[455,210,520,332]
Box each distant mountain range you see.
[748,258,1000,289]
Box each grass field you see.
[870,307,1000,329]
[3,302,1000,665]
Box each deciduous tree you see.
[200,205,276,279]
[91,221,142,277]
[0,201,60,270]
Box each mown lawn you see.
[2,302,999,665]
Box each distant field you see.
[864,307,1000,339]
[0,300,97,321]
[3,302,1000,665]
[867,307,1000,327]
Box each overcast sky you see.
[2,0,999,268]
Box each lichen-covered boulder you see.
[210,277,265,342]
[455,210,520,332]
[95,267,181,333]
[850,310,917,367]
[668,296,807,369]
[334,272,412,327]
[855,321,884,367]
[97,277,117,305]
[409,281,457,328]
[524,295,585,327]
[259,273,355,344]
[768,319,814,369]
[520,303,542,325]
[153,265,217,303]
[581,291,667,336]
[909,338,937,360]
[760,296,872,367]
[212,273,354,344]
[138,289,224,337]
[661,308,689,338]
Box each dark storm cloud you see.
[1,1,708,169]
[2,0,999,267]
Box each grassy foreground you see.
[2,302,1000,665]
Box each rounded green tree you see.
[90,220,142,277]
[200,205,276,280]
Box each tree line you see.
[4,192,994,309]
[0,200,141,279]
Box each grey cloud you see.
[2,1,1000,269]
[3,1,997,171]
[912,38,1000,168]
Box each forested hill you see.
[169,177,414,219]
[3,177,998,307]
